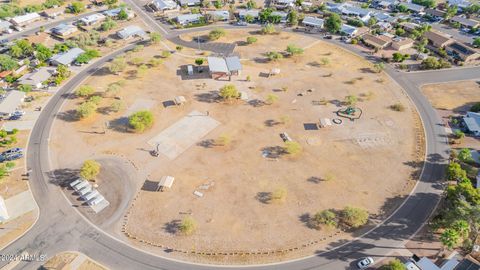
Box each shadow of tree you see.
[307,176,324,184]
[264,119,281,127]
[194,91,219,103]
[197,139,216,148]
[261,146,286,158]
[56,110,79,122]
[163,219,181,234]
[47,168,80,188]
[255,192,272,204]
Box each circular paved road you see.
[0,16,468,270]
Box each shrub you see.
[344,95,358,106]
[76,101,97,118]
[109,57,126,74]
[286,44,304,56]
[266,51,283,61]
[246,36,258,44]
[219,84,239,100]
[208,28,226,40]
[75,85,94,97]
[312,210,337,228]
[179,216,197,235]
[128,110,154,133]
[80,160,101,181]
[133,45,144,52]
[18,84,32,93]
[110,100,124,112]
[149,32,162,44]
[390,103,405,112]
[271,187,287,203]
[284,141,302,155]
[373,62,385,73]
[266,94,279,104]
[161,50,171,58]
[341,206,369,228]
[216,134,231,146]
[380,259,406,270]
[470,103,480,112]
[195,58,204,65]
[261,23,276,35]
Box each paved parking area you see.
[4,191,36,221]
[147,110,220,159]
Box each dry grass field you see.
[421,80,480,112]
[50,30,421,263]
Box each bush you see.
[149,32,162,44]
[76,101,97,118]
[470,102,480,112]
[208,28,226,40]
[261,23,276,35]
[341,206,369,228]
[195,58,204,65]
[246,36,258,44]
[266,94,279,104]
[271,187,287,203]
[18,84,32,93]
[149,58,163,67]
[109,57,126,74]
[380,259,406,270]
[216,134,231,146]
[390,103,405,112]
[75,85,94,97]
[128,110,154,133]
[133,45,144,52]
[266,51,283,61]
[286,44,304,56]
[312,210,337,228]
[161,50,171,58]
[219,84,239,100]
[373,62,385,73]
[284,141,302,155]
[179,216,197,235]
[88,95,102,105]
[344,95,358,106]
[80,160,101,181]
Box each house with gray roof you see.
[10,13,41,26]
[151,0,179,11]
[116,25,147,39]
[340,24,358,37]
[464,112,480,136]
[207,10,229,21]
[17,67,56,88]
[207,56,242,80]
[51,23,78,37]
[451,16,480,29]
[447,0,471,9]
[0,90,25,116]
[179,0,201,6]
[402,2,425,13]
[79,13,106,26]
[0,20,12,33]
[50,47,85,66]
[238,9,260,20]
[176,14,203,25]
[302,16,324,28]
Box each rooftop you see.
[18,67,56,86]
[302,16,324,27]
[0,90,25,115]
[50,47,85,65]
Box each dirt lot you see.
[50,29,421,263]
[421,80,480,112]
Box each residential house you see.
[17,67,56,88]
[272,0,295,9]
[372,11,396,23]
[450,16,480,29]
[424,30,453,48]
[51,23,78,38]
[0,20,12,33]
[425,8,446,20]
[179,0,201,6]
[375,0,398,10]
[392,37,415,50]
[402,2,425,13]
[400,22,420,32]
[376,21,392,31]
[176,13,203,25]
[10,13,41,26]
[445,42,480,63]
[271,11,288,23]
[206,10,230,21]
[340,24,358,37]
[302,16,324,29]
[238,9,260,20]
[50,47,85,66]
[79,13,106,26]
[447,0,472,10]
[362,33,392,49]
[41,7,64,19]
[116,25,147,39]
[150,0,179,11]
[0,90,25,117]
[207,56,242,80]
[464,111,480,136]
[103,8,135,19]
[329,2,372,21]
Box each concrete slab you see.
[91,199,110,213]
[148,110,220,159]
[4,191,36,221]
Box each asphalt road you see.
[0,4,479,270]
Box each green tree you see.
[266,51,283,61]
[76,101,97,118]
[18,84,32,92]
[245,14,254,23]
[380,259,406,270]
[287,9,298,26]
[34,44,52,62]
[0,54,19,71]
[473,38,480,48]
[395,27,405,36]
[341,206,369,228]
[219,84,239,100]
[80,160,101,181]
[195,58,204,65]
[312,210,337,228]
[69,1,85,14]
[75,85,95,97]
[286,44,304,56]
[260,23,276,34]
[271,187,287,203]
[397,4,408,12]
[367,17,377,27]
[445,5,458,19]
[109,57,126,74]
[179,216,197,235]
[100,17,117,31]
[149,32,162,44]
[118,8,128,20]
[246,0,256,9]
[110,100,124,112]
[246,36,257,44]
[458,148,473,163]
[88,95,102,105]
[412,0,436,8]
[441,228,460,249]
[373,62,385,73]
[208,28,226,41]
[266,94,279,104]
[344,95,358,106]
[325,13,342,33]
[284,141,302,155]
[447,162,467,181]
[128,110,154,133]
[470,102,480,112]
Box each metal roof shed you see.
[158,176,175,191]
[89,195,105,205]
[83,190,100,201]
[73,180,90,191]
[0,90,25,116]
[50,47,85,66]
[207,57,229,74]
[226,56,242,73]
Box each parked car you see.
[3,152,23,161]
[235,21,248,26]
[280,132,292,142]
[357,257,374,269]
[1,148,24,156]
[323,35,333,39]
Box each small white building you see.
[158,176,175,191]
[10,13,41,26]
[79,13,106,26]
[176,13,203,25]
[116,25,147,40]
[151,0,179,11]
[302,16,324,29]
